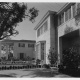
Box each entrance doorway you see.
[20,53,24,60]
[59,29,80,64]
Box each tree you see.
[0,2,39,40]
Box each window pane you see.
[68,8,71,19]
[73,4,77,17]
[44,21,48,32]
[61,13,64,24]
[65,10,68,21]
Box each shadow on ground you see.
[0,74,16,77]
[60,69,80,77]
[21,68,61,77]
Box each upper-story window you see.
[58,6,71,26]
[58,13,64,25]
[77,3,80,15]
[72,4,77,17]
[28,44,34,48]
[65,7,71,21]
[18,43,25,47]
[44,21,48,32]
[37,21,48,37]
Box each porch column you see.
[59,37,63,65]
[79,29,80,54]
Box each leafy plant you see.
[48,48,57,66]
[62,46,80,71]
[36,59,41,65]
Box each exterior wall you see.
[14,42,35,59]
[36,16,51,64]
[36,14,57,64]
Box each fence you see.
[0,61,42,70]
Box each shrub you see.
[43,64,50,69]
[48,48,57,66]
[36,59,41,65]
[62,47,80,71]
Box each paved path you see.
[0,68,71,78]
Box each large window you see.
[37,21,48,37]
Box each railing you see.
[0,61,42,70]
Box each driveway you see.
[0,68,71,78]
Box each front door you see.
[20,53,24,60]
[41,42,46,60]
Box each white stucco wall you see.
[36,14,57,64]
[36,16,50,64]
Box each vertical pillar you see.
[71,5,73,18]
[6,44,9,60]
[64,12,65,23]
[0,42,2,59]
[59,37,63,65]
[79,29,80,54]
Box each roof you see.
[1,40,36,43]
[34,10,57,30]
[57,3,75,14]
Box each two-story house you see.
[0,40,36,60]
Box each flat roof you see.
[1,40,36,43]
[57,3,75,14]
[34,10,56,30]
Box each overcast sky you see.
[11,2,66,40]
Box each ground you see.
[0,68,71,78]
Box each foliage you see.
[62,47,80,70]
[36,59,41,65]
[0,2,39,40]
[48,48,57,66]
[43,64,50,69]
[8,52,13,61]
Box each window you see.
[77,3,80,15]
[41,43,45,60]
[72,4,77,17]
[58,13,64,25]
[37,21,48,37]
[68,8,71,19]
[37,28,40,37]
[18,43,25,47]
[28,44,34,48]
[65,7,71,21]
[44,21,48,32]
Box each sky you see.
[11,2,66,40]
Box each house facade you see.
[57,3,80,65]
[35,3,80,65]
[34,11,58,64]
[0,40,36,61]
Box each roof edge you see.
[34,10,56,30]
[57,3,75,14]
